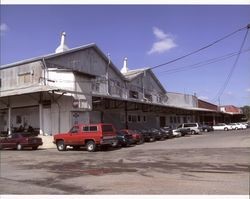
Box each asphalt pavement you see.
[0,129,250,195]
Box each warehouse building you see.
[0,33,236,135]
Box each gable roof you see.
[0,43,126,80]
[123,68,166,93]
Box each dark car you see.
[199,124,214,132]
[115,131,133,147]
[150,128,167,140]
[0,133,43,150]
[139,129,156,142]
[160,126,174,138]
[173,128,191,136]
[120,129,144,144]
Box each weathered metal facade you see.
[0,43,228,135]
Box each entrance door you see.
[160,116,166,127]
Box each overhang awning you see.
[0,85,60,98]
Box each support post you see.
[8,106,11,135]
[213,114,216,125]
[125,101,128,129]
[39,103,43,135]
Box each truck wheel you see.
[17,143,22,151]
[86,141,96,152]
[56,140,66,151]
[32,146,38,150]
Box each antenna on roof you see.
[55,31,69,53]
[121,57,129,74]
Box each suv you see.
[176,123,201,135]
[53,123,117,152]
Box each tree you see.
[241,106,250,120]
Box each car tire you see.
[112,140,119,148]
[224,127,228,131]
[56,140,66,151]
[16,143,22,151]
[204,129,208,132]
[86,141,96,152]
[138,137,145,144]
[149,137,155,142]
[32,146,38,150]
[235,127,238,130]
[191,130,195,135]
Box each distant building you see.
[220,105,243,114]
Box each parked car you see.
[213,123,232,131]
[0,133,43,150]
[53,123,118,152]
[172,128,191,137]
[119,129,144,144]
[150,128,166,140]
[139,129,156,142]
[160,126,174,138]
[229,123,244,130]
[115,130,134,147]
[176,123,201,135]
[199,124,214,132]
[238,123,248,129]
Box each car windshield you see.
[177,125,182,128]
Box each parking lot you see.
[1,129,250,195]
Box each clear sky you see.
[1,5,250,107]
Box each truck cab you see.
[53,123,117,152]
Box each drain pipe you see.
[42,58,47,86]
[55,100,61,133]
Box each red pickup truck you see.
[53,123,118,152]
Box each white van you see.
[176,123,201,135]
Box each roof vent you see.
[55,32,69,53]
[121,57,129,74]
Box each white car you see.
[172,129,182,137]
[237,123,247,129]
[213,123,232,131]
[229,123,242,130]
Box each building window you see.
[137,115,141,122]
[16,116,22,124]
[129,90,139,99]
[170,116,173,123]
[177,116,180,123]
[128,114,137,123]
[92,82,100,92]
[144,94,152,102]
[157,95,162,103]
[143,115,147,122]
[183,116,187,123]
[18,73,31,84]
[120,114,125,123]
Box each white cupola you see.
[121,57,129,74]
[55,32,69,53]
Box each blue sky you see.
[1,5,250,106]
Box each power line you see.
[212,27,250,103]
[149,25,248,70]
[157,49,250,75]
